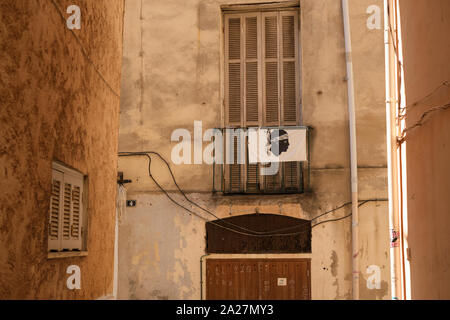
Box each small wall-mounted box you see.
[126,200,137,207]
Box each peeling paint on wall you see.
[118,0,390,300]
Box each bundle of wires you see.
[118,151,387,237]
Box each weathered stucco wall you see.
[0,0,124,299]
[118,0,389,300]
[398,0,450,300]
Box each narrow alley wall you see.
[398,0,450,299]
[118,0,390,300]
[0,0,124,299]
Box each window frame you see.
[221,5,303,195]
[47,161,88,259]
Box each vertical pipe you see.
[392,0,408,300]
[212,133,216,193]
[341,0,360,300]
[200,254,209,300]
[307,127,311,192]
[113,203,119,299]
[384,0,403,300]
[114,184,126,299]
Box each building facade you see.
[118,0,390,300]
[386,0,450,300]
[0,0,124,299]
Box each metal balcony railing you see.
[212,126,311,195]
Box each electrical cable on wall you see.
[48,0,121,98]
[400,81,449,113]
[44,0,428,235]
[118,152,387,237]
[46,0,439,233]
[388,19,450,138]
[401,102,450,140]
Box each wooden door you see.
[206,259,311,300]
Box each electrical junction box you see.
[126,200,137,207]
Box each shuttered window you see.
[224,9,301,194]
[48,162,85,252]
[225,10,300,127]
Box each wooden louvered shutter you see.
[261,12,281,191]
[61,172,83,250]
[225,15,243,126]
[280,13,300,192]
[48,170,63,251]
[224,9,300,194]
[246,135,259,193]
[229,132,243,193]
[264,163,282,192]
[244,15,261,126]
[284,162,300,190]
[243,14,260,193]
[263,12,280,126]
[246,163,259,192]
[262,11,299,126]
[281,11,299,125]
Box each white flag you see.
[249,128,307,163]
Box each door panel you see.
[206,259,311,300]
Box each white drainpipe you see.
[341,0,360,300]
[384,0,403,300]
[113,184,127,299]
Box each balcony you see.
[212,126,311,195]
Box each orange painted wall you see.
[0,0,124,299]
[399,0,450,299]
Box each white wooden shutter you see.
[71,184,82,242]
[48,170,63,251]
[61,172,83,250]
